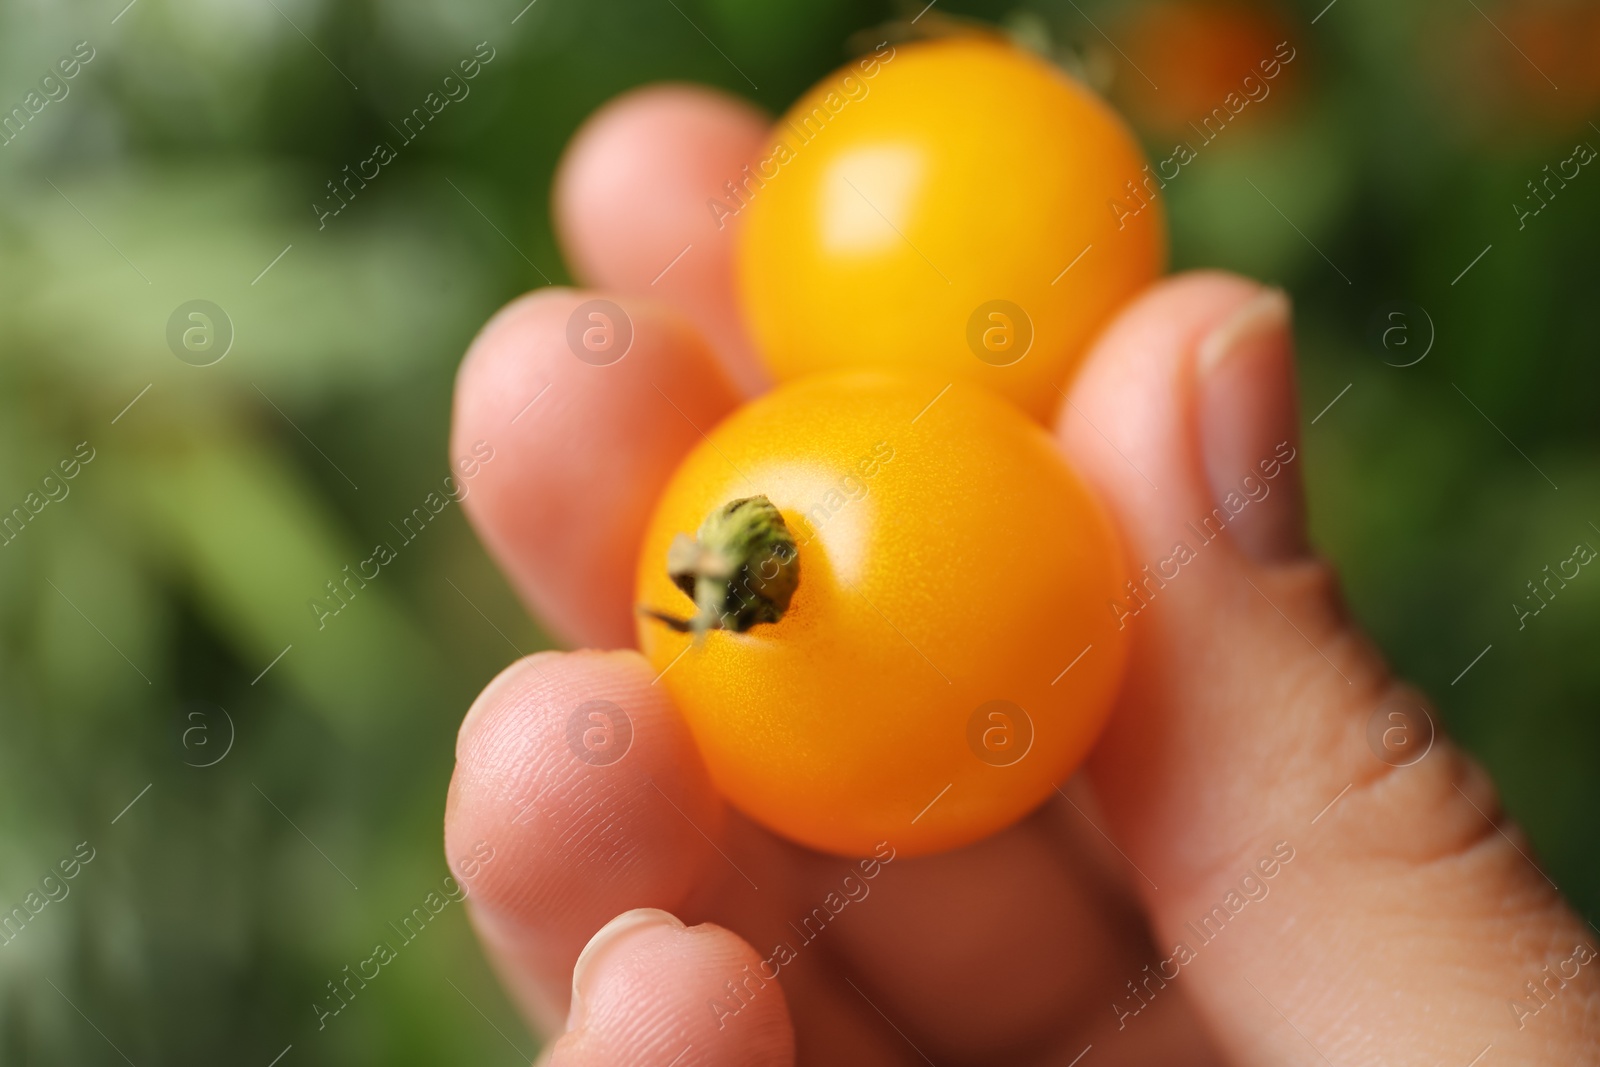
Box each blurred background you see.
[1,0,1595,1061]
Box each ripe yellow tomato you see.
[636,374,1128,857]
[736,37,1165,423]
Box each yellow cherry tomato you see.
[636,374,1128,857]
[736,36,1166,423]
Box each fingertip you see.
[1063,270,1263,424]
[1056,271,1266,558]
[454,649,633,757]
[1059,270,1264,420]
[546,909,795,1067]
[554,83,767,264]
[445,649,725,1025]
[552,83,772,394]
[566,907,687,1030]
[451,288,742,648]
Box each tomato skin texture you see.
[636,374,1129,857]
[737,38,1165,423]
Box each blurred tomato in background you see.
[1425,0,1600,139]
[1111,0,1303,137]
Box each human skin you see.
[444,85,1599,1065]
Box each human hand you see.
[444,86,1597,1065]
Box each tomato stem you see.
[639,495,799,638]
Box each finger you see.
[445,650,731,1032]
[452,288,743,649]
[818,811,1155,1061]
[554,83,771,396]
[1060,272,1598,1062]
[539,909,795,1067]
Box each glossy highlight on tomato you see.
[737,36,1166,422]
[636,374,1129,857]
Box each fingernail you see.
[567,908,685,1031]
[1196,288,1309,563]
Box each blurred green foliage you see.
[0,0,1595,1062]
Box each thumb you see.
[1059,272,1597,1064]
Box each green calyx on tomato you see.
[639,494,800,637]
